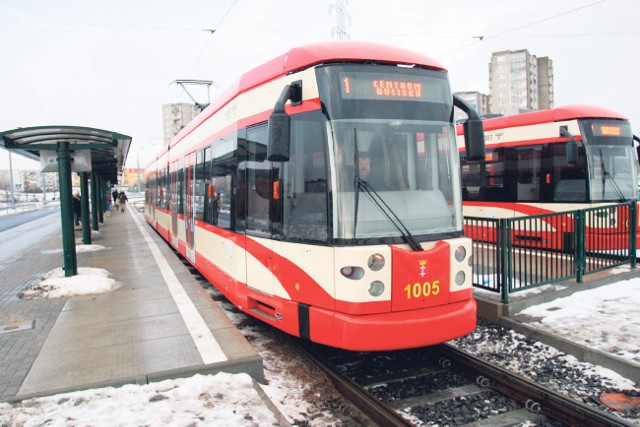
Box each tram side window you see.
[550,143,587,202]
[245,125,271,236]
[514,147,542,202]
[461,148,506,201]
[165,164,170,210]
[282,114,329,242]
[157,168,164,207]
[203,147,212,224]
[195,150,206,221]
[205,132,237,230]
[146,174,154,204]
[177,166,184,215]
[169,162,177,214]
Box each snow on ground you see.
[0,373,278,426]
[516,268,640,364]
[1,264,325,427]
[1,263,638,425]
[41,244,106,255]
[18,266,120,300]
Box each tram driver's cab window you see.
[281,113,329,242]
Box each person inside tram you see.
[358,151,387,191]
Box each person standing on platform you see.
[111,189,119,210]
[73,192,81,226]
[118,191,128,213]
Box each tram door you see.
[170,160,179,248]
[185,153,196,264]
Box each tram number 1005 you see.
[404,281,440,299]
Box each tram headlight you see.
[468,254,473,267]
[455,246,466,262]
[340,266,364,280]
[368,253,385,271]
[455,271,466,286]
[368,280,385,297]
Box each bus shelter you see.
[0,126,131,277]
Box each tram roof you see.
[0,125,131,182]
[481,104,628,131]
[170,41,445,150]
[239,41,447,85]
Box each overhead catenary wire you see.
[188,0,240,78]
[439,0,610,58]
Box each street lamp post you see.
[137,151,141,193]
[8,151,15,207]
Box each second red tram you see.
[458,104,639,250]
[145,41,485,351]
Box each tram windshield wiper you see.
[353,129,361,237]
[357,178,424,251]
[599,149,626,201]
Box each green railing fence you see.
[465,202,637,303]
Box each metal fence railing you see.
[466,202,637,303]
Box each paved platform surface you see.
[0,202,263,402]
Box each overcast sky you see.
[1,0,638,170]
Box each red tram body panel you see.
[145,41,478,351]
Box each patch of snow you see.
[19,267,120,299]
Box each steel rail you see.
[297,342,413,427]
[438,344,633,427]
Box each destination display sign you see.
[339,72,432,101]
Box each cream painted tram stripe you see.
[129,208,227,364]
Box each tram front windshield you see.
[315,64,462,242]
[581,120,638,202]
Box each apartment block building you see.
[453,91,491,122]
[488,49,554,115]
[162,103,202,146]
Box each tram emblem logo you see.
[419,260,427,277]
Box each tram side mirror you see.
[464,118,485,161]
[267,84,294,162]
[453,94,485,161]
[268,111,291,161]
[561,126,577,164]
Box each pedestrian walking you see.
[118,191,128,213]
[73,192,81,226]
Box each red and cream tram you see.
[458,105,639,250]
[145,41,485,351]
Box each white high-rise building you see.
[162,103,202,146]
[488,49,554,115]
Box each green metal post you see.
[499,219,510,304]
[91,173,99,231]
[575,210,585,283]
[98,176,104,223]
[80,172,91,244]
[57,141,77,277]
[630,202,637,269]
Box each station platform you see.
[0,201,263,402]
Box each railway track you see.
[174,232,638,426]
[299,341,633,427]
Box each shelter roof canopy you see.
[0,125,131,182]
